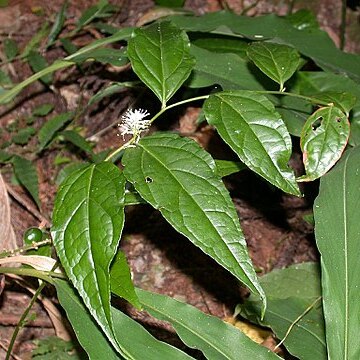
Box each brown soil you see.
[0,0,358,358]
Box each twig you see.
[0,341,22,360]
[5,183,50,226]
[275,296,322,349]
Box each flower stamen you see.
[118,108,150,141]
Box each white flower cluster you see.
[118,108,150,138]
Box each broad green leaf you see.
[12,156,40,208]
[27,51,52,84]
[33,103,54,116]
[4,38,18,61]
[127,21,195,107]
[240,263,326,360]
[169,11,360,83]
[122,132,265,307]
[187,45,268,90]
[204,91,301,196]
[38,112,73,150]
[54,279,122,359]
[110,251,141,309]
[55,279,193,360]
[314,146,360,360]
[247,42,300,90]
[31,336,82,359]
[192,36,248,58]
[136,288,280,360]
[298,106,349,182]
[308,91,356,116]
[287,9,319,30]
[60,130,93,154]
[47,1,67,47]
[214,159,246,177]
[0,150,12,163]
[70,48,128,66]
[12,127,35,145]
[51,162,126,353]
[55,162,89,185]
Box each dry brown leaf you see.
[0,255,61,273]
[0,173,17,253]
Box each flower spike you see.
[118,108,151,141]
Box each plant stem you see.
[5,282,47,360]
[0,267,65,282]
[0,239,52,259]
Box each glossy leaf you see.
[309,91,356,116]
[110,251,141,309]
[60,130,93,154]
[204,91,301,196]
[247,42,300,90]
[51,162,126,353]
[240,263,326,360]
[214,159,246,177]
[122,132,265,306]
[188,45,267,90]
[169,11,360,83]
[54,279,123,359]
[11,156,40,208]
[38,112,73,150]
[298,106,349,182]
[127,21,195,107]
[136,288,280,360]
[314,146,360,360]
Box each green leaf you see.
[33,103,54,116]
[70,47,128,66]
[31,336,81,359]
[204,91,301,196]
[51,162,126,353]
[60,130,93,154]
[214,159,246,177]
[187,45,267,90]
[169,11,360,83]
[12,127,36,145]
[88,82,138,106]
[55,279,193,359]
[136,288,280,360]
[192,36,248,58]
[298,106,350,182]
[11,156,40,208]
[314,146,360,360]
[155,0,185,7]
[308,91,356,116]
[21,22,49,59]
[247,42,300,90]
[47,1,67,47]
[60,38,78,55]
[0,69,12,87]
[110,251,141,309]
[124,189,146,205]
[240,263,326,360]
[127,21,195,107]
[55,162,89,185]
[0,150,12,163]
[38,112,73,150]
[122,132,265,307]
[54,280,122,359]
[27,51,52,84]
[77,1,116,30]
[4,38,19,61]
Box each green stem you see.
[0,239,52,259]
[0,267,65,282]
[105,95,209,162]
[5,282,47,360]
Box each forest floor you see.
[0,0,359,358]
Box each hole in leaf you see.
[336,117,341,123]
[312,116,323,130]
[145,176,153,183]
